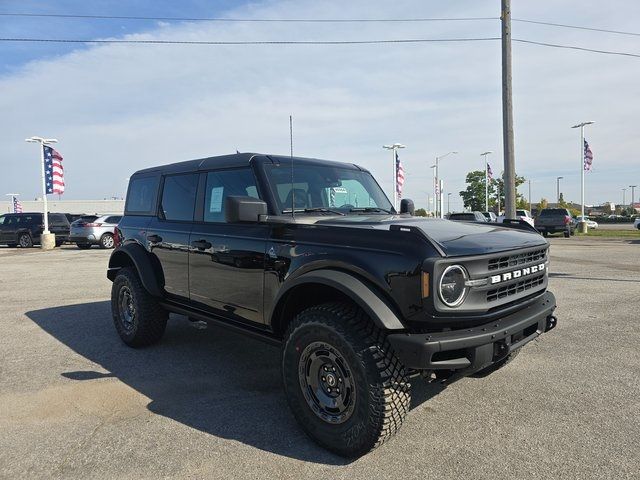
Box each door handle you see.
[147,234,162,243]
[192,239,212,250]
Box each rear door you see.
[146,173,199,300]
[0,215,13,243]
[188,168,267,324]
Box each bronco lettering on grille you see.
[490,263,545,285]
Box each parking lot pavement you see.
[595,223,636,230]
[1,240,639,480]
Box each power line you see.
[513,18,640,37]
[0,36,639,59]
[513,38,640,59]
[0,37,501,45]
[0,12,498,23]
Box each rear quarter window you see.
[125,176,160,215]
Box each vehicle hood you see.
[314,216,547,257]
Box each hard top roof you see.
[131,152,367,176]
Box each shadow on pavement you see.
[26,301,443,464]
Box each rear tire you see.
[18,233,33,248]
[76,244,92,250]
[542,231,548,237]
[100,233,115,249]
[111,267,168,347]
[564,230,570,238]
[282,302,410,457]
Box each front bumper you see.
[388,291,556,373]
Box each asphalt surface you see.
[595,222,637,230]
[1,238,639,479]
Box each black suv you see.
[107,153,557,457]
[0,212,70,247]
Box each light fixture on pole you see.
[571,121,594,232]
[481,151,493,212]
[25,136,58,249]
[556,176,563,204]
[434,151,457,218]
[383,143,405,211]
[630,185,637,210]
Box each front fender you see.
[107,243,164,297]
[271,269,405,331]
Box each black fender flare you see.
[271,269,405,331]
[106,243,164,297]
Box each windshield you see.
[264,163,393,215]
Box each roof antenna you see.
[290,115,295,219]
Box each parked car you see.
[69,214,122,249]
[572,216,599,229]
[482,211,497,222]
[107,152,557,457]
[634,217,640,230]
[515,209,535,227]
[534,208,574,237]
[0,212,70,247]
[448,211,487,222]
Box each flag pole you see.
[571,121,594,232]
[39,142,50,234]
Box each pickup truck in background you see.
[534,208,574,237]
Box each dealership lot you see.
[1,238,639,479]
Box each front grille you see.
[486,274,545,302]
[488,248,547,271]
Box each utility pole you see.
[629,185,637,210]
[622,188,627,208]
[556,176,563,204]
[434,151,457,218]
[447,192,452,214]
[528,179,531,212]
[430,165,437,215]
[481,151,493,212]
[501,0,516,219]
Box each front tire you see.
[282,302,410,457]
[111,267,168,347]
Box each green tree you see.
[460,170,526,212]
[537,198,548,211]
[414,208,427,217]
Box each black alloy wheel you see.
[19,233,33,248]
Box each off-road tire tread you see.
[283,302,410,457]
[111,267,168,347]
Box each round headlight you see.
[439,265,468,307]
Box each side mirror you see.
[400,198,415,216]
[225,196,268,223]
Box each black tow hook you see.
[545,315,558,332]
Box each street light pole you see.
[383,143,406,211]
[447,192,452,215]
[430,165,437,215]
[434,151,457,218]
[571,121,594,232]
[556,176,563,204]
[481,151,493,212]
[629,185,637,210]
[622,188,627,208]
[528,179,531,213]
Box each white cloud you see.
[1,0,639,209]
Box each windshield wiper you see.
[348,207,393,214]
[282,207,346,216]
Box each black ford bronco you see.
[107,153,557,457]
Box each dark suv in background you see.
[0,212,70,247]
[107,153,557,457]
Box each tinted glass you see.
[160,174,199,222]
[18,214,40,225]
[265,163,392,214]
[126,176,159,214]
[449,214,475,221]
[48,214,69,224]
[105,216,122,224]
[0,215,6,225]
[540,209,568,216]
[204,169,259,223]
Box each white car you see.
[573,216,599,229]
[634,217,640,230]
[515,209,535,227]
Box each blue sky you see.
[1,0,639,209]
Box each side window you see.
[0,216,5,225]
[105,216,122,224]
[125,176,159,215]
[160,174,199,222]
[204,169,259,223]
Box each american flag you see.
[395,151,405,198]
[44,146,65,194]
[12,196,22,213]
[487,163,494,181]
[584,139,593,171]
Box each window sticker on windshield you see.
[332,187,347,194]
[209,187,224,213]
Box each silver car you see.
[69,214,122,249]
